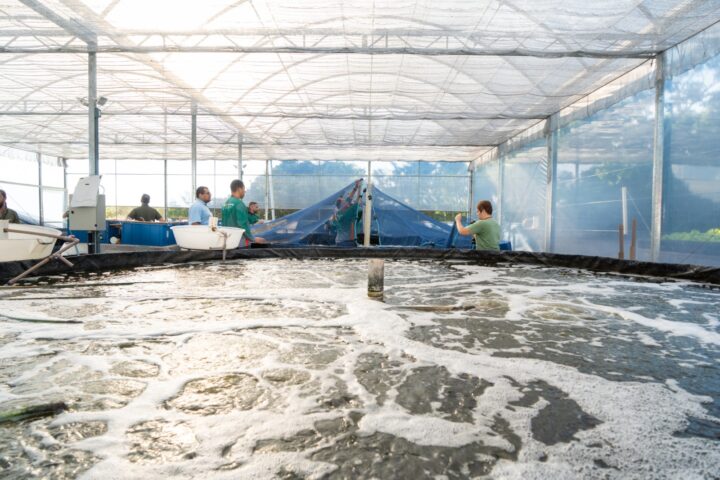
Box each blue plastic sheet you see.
[252,179,476,248]
[250,180,363,246]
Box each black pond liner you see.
[1,247,720,285]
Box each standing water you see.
[0,259,719,479]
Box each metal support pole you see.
[264,159,270,221]
[650,54,666,263]
[61,157,67,228]
[37,152,44,225]
[163,113,168,219]
[467,164,474,220]
[191,103,197,194]
[363,181,373,247]
[268,159,276,220]
[88,52,100,254]
[237,133,243,181]
[365,160,373,246]
[88,52,99,176]
[621,186,628,236]
[497,146,505,226]
[544,114,558,252]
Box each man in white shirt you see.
[189,186,212,225]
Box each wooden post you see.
[630,218,637,261]
[618,224,625,260]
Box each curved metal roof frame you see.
[1,0,719,163]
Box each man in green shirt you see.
[0,189,20,223]
[221,180,266,245]
[455,199,500,251]
[127,194,163,222]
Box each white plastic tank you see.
[0,223,61,262]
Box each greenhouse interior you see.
[1,1,720,479]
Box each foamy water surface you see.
[0,259,719,479]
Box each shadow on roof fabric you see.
[252,179,472,248]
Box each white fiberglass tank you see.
[171,225,245,250]
[0,223,60,262]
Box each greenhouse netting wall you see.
[61,158,468,222]
[0,147,65,228]
[472,22,720,267]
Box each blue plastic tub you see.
[121,222,185,246]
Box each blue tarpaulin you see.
[252,180,474,248]
[250,180,363,246]
[361,187,472,248]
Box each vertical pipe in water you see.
[368,259,384,298]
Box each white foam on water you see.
[577,300,720,345]
[357,409,510,449]
[636,332,662,347]
[0,260,718,479]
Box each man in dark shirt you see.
[127,194,163,222]
[0,189,20,223]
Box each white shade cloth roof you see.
[1,0,719,162]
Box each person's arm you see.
[127,208,138,220]
[154,209,164,222]
[235,204,255,241]
[455,213,473,236]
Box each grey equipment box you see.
[68,176,106,231]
